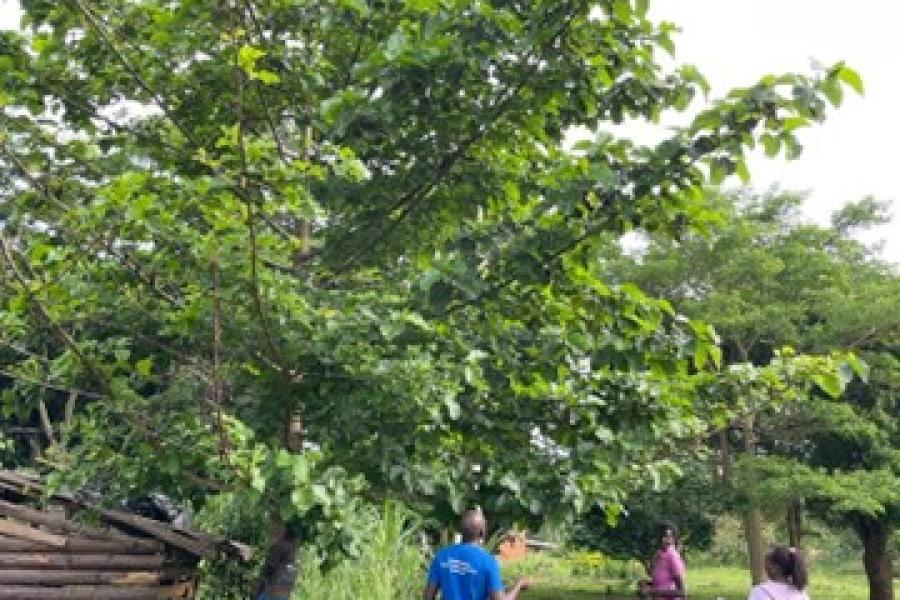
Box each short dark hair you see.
[767,546,808,590]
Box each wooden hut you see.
[0,470,250,599]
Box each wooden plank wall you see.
[0,509,197,599]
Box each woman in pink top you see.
[747,546,810,600]
[640,523,686,599]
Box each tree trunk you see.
[786,499,803,550]
[741,413,765,584]
[718,430,731,483]
[254,521,301,600]
[255,411,306,599]
[856,517,894,600]
[743,507,765,584]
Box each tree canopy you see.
[0,0,863,594]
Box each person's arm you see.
[423,556,440,600]
[489,577,532,600]
[669,549,686,597]
[486,554,531,600]
[423,583,439,600]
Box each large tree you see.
[0,0,858,595]
[612,190,900,598]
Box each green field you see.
[503,557,870,600]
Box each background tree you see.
[0,0,859,595]
[611,189,899,598]
[738,269,900,600]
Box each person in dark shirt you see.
[424,509,531,600]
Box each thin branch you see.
[232,8,290,374]
[334,2,585,268]
[37,395,57,446]
[0,232,113,396]
[67,0,200,148]
[0,140,186,308]
[0,368,103,400]
[64,391,77,431]
[239,0,292,163]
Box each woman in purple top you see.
[639,523,686,599]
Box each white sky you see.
[1,0,897,262]
[648,0,900,263]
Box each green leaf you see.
[821,79,843,107]
[761,134,781,157]
[813,371,843,398]
[708,345,722,369]
[135,358,153,377]
[693,343,708,370]
[635,0,649,18]
[708,160,726,185]
[782,116,809,132]
[255,70,281,85]
[237,44,266,75]
[341,0,370,15]
[613,0,631,21]
[837,66,864,95]
[735,160,751,184]
[404,0,439,12]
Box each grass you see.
[503,555,871,600]
[290,502,425,600]
[687,564,869,600]
[235,505,872,600]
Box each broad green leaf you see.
[837,66,864,95]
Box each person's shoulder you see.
[664,545,684,564]
[432,544,459,560]
[478,547,501,572]
[785,585,809,600]
[458,543,496,565]
[746,584,765,600]
[466,543,495,560]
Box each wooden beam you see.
[91,509,216,559]
[0,471,216,558]
[0,470,246,562]
[0,569,160,585]
[0,471,42,495]
[0,552,165,570]
[160,580,196,599]
[0,537,162,554]
[0,518,67,548]
[0,499,133,542]
[0,586,161,599]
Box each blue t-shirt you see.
[427,543,504,600]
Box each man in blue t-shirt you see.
[423,509,531,600]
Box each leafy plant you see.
[0,1,862,593]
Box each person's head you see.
[765,546,808,590]
[659,522,679,549]
[460,508,487,544]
